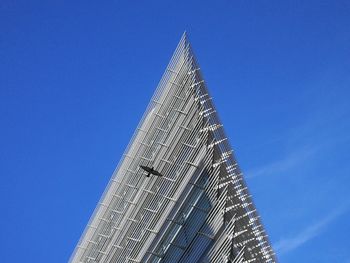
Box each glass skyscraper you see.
[70,33,276,263]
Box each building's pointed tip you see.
[181,30,189,42]
[181,30,191,48]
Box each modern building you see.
[70,33,277,263]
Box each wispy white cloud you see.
[245,145,317,179]
[273,204,349,255]
[245,123,350,180]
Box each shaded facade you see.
[70,34,276,263]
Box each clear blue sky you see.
[1,1,349,262]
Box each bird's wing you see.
[140,165,151,173]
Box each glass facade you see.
[70,33,276,263]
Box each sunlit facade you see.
[70,33,276,263]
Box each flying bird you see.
[140,165,163,177]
